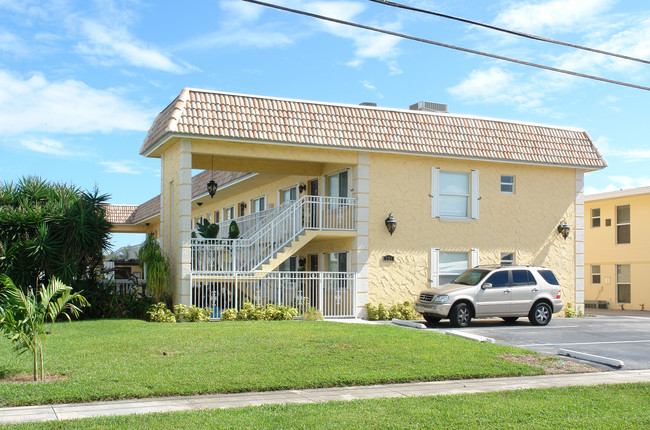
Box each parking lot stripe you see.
[519,340,650,347]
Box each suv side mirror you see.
[481,283,492,290]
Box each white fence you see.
[191,271,356,318]
[191,196,356,274]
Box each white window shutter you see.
[431,167,440,218]
[430,248,440,288]
[471,169,480,219]
[470,248,479,268]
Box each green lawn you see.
[1,319,557,407]
[7,383,649,429]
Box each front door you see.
[475,270,511,316]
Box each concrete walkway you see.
[2,369,650,425]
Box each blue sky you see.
[1,0,649,251]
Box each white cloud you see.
[360,80,383,99]
[0,70,152,134]
[494,0,612,34]
[180,28,293,49]
[220,0,265,22]
[0,29,27,55]
[594,136,650,161]
[20,138,76,156]
[305,1,402,72]
[100,160,142,175]
[76,20,191,73]
[585,176,650,195]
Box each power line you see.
[243,0,650,92]
[370,0,650,65]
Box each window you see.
[501,175,515,193]
[616,264,631,304]
[484,270,509,288]
[439,172,469,217]
[439,252,469,285]
[538,270,559,285]
[280,186,298,204]
[500,252,515,266]
[327,252,348,272]
[205,213,211,223]
[591,208,601,228]
[616,205,630,244]
[279,256,298,272]
[251,196,266,213]
[512,270,536,286]
[591,265,601,284]
[431,168,479,219]
[223,206,235,221]
[327,171,348,198]
[214,210,220,223]
[193,216,203,229]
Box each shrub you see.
[564,302,584,318]
[79,280,154,320]
[303,307,324,321]
[224,302,298,321]
[389,301,419,320]
[365,301,419,320]
[174,304,211,322]
[147,302,176,323]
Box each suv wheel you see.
[528,302,552,326]
[449,303,472,327]
[423,314,441,325]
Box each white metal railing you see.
[212,202,290,239]
[191,196,356,274]
[191,271,356,318]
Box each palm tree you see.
[0,176,111,290]
[0,275,88,381]
[137,234,170,302]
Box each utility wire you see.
[370,0,650,65]
[243,0,650,92]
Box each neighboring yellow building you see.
[584,187,650,311]
[109,89,606,318]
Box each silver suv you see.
[415,265,563,327]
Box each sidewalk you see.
[2,369,650,425]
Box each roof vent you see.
[360,102,377,107]
[409,101,448,113]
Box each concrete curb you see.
[558,348,625,368]
[445,331,495,343]
[391,319,427,329]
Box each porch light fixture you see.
[197,202,203,207]
[299,183,307,193]
[557,219,570,240]
[385,212,397,236]
[207,156,218,198]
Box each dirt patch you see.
[0,374,69,384]
[501,354,601,374]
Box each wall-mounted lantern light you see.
[299,183,307,194]
[385,212,397,236]
[557,219,570,240]
[207,156,218,198]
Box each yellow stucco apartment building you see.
[107,89,606,318]
[584,187,650,311]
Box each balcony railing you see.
[191,271,356,318]
[191,196,356,274]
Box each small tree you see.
[0,274,87,381]
[137,234,170,302]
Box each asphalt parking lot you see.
[425,311,650,370]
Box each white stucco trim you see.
[178,139,193,306]
[575,169,585,313]
[353,152,370,318]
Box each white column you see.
[352,152,370,317]
[177,139,193,306]
[575,169,585,313]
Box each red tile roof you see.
[141,88,607,169]
[105,205,138,224]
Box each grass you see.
[5,383,649,429]
[1,319,556,407]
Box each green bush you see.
[174,304,211,322]
[303,307,324,321]
[365,301,419,320]
[147,302,176,322]
[78,280,154,320]
[223,302,298,321]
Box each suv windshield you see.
[451,268,491,286]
